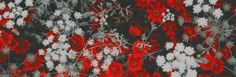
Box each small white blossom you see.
[54,10,62,16]
[63,14,70,20]
[197,18,208,27]
[212,8,223,19]
[175,43,185,52]
[209,0,218,5]
[103,47,110,55]
[184,46,195,55]
[171,71,181,77]
[74,28,84,35]
[91,60,98,67]
[46,61,54,70]
[21,10,28,18]
[51,53,59,61]
[193,4,202,14]
[25,0,34,6]
[59,56,67,63]
[6,20,15,29]
[185,69,197,77]
[92,68,100,75]
[0,2,5,10]
[39,49,45,55]
[15,0,23,5]
[3,11,9,18]
[8,2,15,9]
[156,56,166,66]
[202,4,211,12]
[9,12,15,18]
[162,62,173,72]
[58,35,67,42]
[184,0,193,7]
[165,42,174,50]
[166,53,175,61]
[46,20,53,28]
[74,12,82,19]
[88,39,94,45]
[16,18,25,26]
[55,64,66,73]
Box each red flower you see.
[132,40,150,58]
[198,74,212,77]
[152,72,162,77]
[214,0,224,8]
[179,10,192,22]
[0,37,6,50]
[106,61,123,77]
[0,30,13,46]
[14,38,31,54]
[0,52,8,63]
[182,26,197,41]
[134,68,151,77]
[127,56,143,71]
[211,58,224,75]
[162,21,178,41]
[135,0,155,8]
[200,54,215,71]
[24,15,32,24]
[68,34,86,51]
[166,0,185,11]
[23,54,45,71]
[124,70,138,77]
[146,1,166,23]
[129,26,141,37]
[0,18,10,27]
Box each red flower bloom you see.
[0,30,13,46]
[14,38,31,54]
[124,70,138,77]
[0,18,10,27]
[214,0,224,8]
[134,68,151,77]
[135,0,155,8]
[68,34,86,51]
[0,52,8,63]
[211,58,224,75]
[24,15,32,24]
[182,26,197,41]
[127,56,143,71]
[23,54,45,71]
[179,10,192,22]
[200,54,215,71]
[106,61,123,77]
[162,21,178,41]
[152,72,162,77]
[132,40,150,58]
[129,26,142,37]
[146,1,166,23]
[166,0,185,11]
[198,74,212,77]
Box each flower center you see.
[137,72,144,77]
[112,67,118,73]
[153,10,159,16]
[131,60,136,66]
[175,0,182,5]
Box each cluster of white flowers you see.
[0,1,33,29]
[162,9,175,22]
[157,42,199,77]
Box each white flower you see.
[74,12,82,19]
[165,42,174,50]
[8,2,15,9]
[21,10,28,18]
[15,0,23,5]
[185,69,197,77]
[63,14,70,20]
[46,61,54,70]
[88,39,94,45]
[103,47,110,55]
[16,18,25,26]
[197,17,208,27]
[92,68,100,75]
[212,8,223,19]
[54,10,62,16]
[52,43,59,49]
[202,4,211,12]
[67,50,77,59]
[156,56,166,66]
[3,12,9,18]
[197,0,204,4]
[51,53,59,61]
[184,46,195,55]
[96,52,103,60]
[42,39,49,46]
[0,2,5,10]
[59,56,67,63]
[52,27,59,33]
[111,47,119,56]
[55,64,65,73]
[171,71,181,77]
[74,28,83,35]
[39,49,45,55]
[184,0,193,7]
[91,60,98,67]
[209,0,218,5]
[58,35,67,42]
[46,20,53,28]
[175,43,185,52]
[162,62,173,72]
[9,12,15,18]
[193,4,202,14]
[166,53,175,61]
[6,20,15,29]
[185,56,199,68]
[57,20,64,25]
[25,0,33,6]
